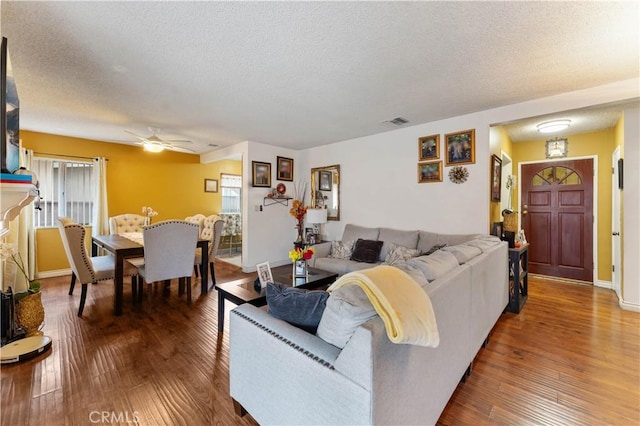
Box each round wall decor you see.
[449,166,469,184]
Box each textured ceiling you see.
[2,1,639,154]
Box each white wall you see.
[622,107,640,310]
[306,114,492,240]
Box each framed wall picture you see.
[444,129,475,166]
[417,161,442,183]
[252,161,271,187]
[418,134,440,161]
[204,178,218,193]
[490,154,502,202]
[319,170,332,191]
[276,156,294,181]
[256,261,273,288]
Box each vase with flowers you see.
[142,206,159,225]
[289,200,308,243]
[0,243,43,337]
[289,181,308,243]
[288,246,315,278]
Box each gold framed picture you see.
[418,134,440,161]
[252,161,271,187]
[277,156,294,181]
[204,178,218,193]
[444,129,475,166]
[418,161,442,183]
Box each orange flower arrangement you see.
[289,199,307,221]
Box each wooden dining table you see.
[92,233,209,316]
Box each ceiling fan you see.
[125,127,195,153]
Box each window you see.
[532,166,582,187]
[220,173,241,214]
[32,158,94,227]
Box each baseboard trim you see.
[594,280,612,289]
[619,299,640,312]
[38,269,71,279]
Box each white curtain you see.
[91,157,109,236]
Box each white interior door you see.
[612,147,622,297]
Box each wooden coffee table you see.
[214,264,338,332]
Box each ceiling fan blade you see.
[165,139,193,144]
[166,145,196,153]
[124,130,148,141]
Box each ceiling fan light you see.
[143,141,165,153]
[536,119,571,133]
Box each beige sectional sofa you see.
[229,224,508,425]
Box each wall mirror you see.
[310,164,340,221]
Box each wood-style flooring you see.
[1,263,638,425]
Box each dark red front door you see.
[521,159,593,282]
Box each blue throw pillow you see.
[266,282,329,334]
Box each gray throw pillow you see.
[266,282,329,334]
[384,243,421,266]
[350,239,383,263]
[328,239,355,259]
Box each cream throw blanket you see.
[327,265,440,347]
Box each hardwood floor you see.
[1,265,638,425]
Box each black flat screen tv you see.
[1,37,20,173]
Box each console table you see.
[508,244,528,313]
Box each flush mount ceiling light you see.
[143,141,165,153]
[537,119,571,133]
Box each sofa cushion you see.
[407,251,459,282]
[316,285,377,349]
[378,228,419,261]
[391,262,429,287]
[421,243,447,256]
[328,239,356,260]
[351,239,384,263]
[266,282,329,334]
[315,257,379,275]
[383,243,421,266]
[465,236,503,252]
[341,224,380,242]
[441,244,482,264]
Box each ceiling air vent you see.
[389,117,409,126]
[380,117,409,127]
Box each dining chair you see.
[136,220,200,304]
[194,215,224,285]
[57,217,138,316]
[185,214,206,235]
[109,214,147,235]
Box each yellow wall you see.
[21,131,241,273]
[509,128,616,282]
[490,127,513,225]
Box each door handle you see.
[612,232,620,236]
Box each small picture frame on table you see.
[256,261,273,289]
[294,259,308,278]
